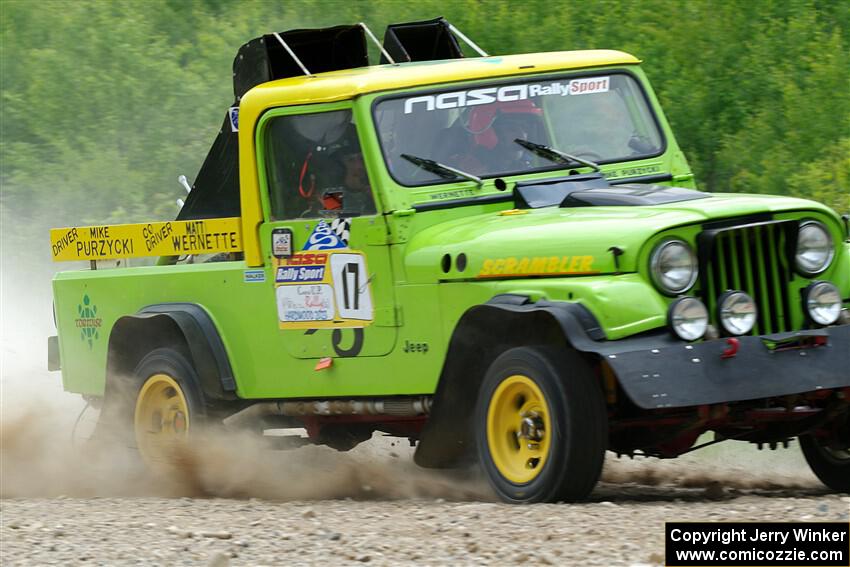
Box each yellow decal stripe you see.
[477,255,598,278]
[49,218,242,261]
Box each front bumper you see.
[603,324,850,409]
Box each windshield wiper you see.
[401,153,483,187]
[514,139,601,172]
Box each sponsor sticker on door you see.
[273,250,373,329]
[276,284,334,323]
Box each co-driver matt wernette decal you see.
[403,76,611,114]
[49,218,243,261]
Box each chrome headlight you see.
[795,221,834,276]
[718,291,757,335]
[668,297,709,341]
[650,240,698,295]
[805,281,841,326]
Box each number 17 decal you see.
[330,253,373,321]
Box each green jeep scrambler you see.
[49,20,850,502]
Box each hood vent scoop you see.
[514,174,709,208]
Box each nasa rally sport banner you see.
[50,218,243,261]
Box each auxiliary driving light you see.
[795,221,834,276]
[668,297,709,341]
[718,291,757,336]
[805,281,842,326]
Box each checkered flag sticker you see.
[330,218,351,247]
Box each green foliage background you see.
[1,0,848,264]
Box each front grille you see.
[699,220,797,335]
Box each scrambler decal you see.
[275,249,373,329]
[478,255,598,278]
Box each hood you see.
[403,192,839,282]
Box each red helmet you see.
[467,99,542,149]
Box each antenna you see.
[359,22,396,65]
[272,32,314,77]
[447,23,488,57]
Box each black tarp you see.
[181,19,467,221]
[233,25,368,100]
[381,17,464,63]
[179,25,369,221]
[176,112,240,221]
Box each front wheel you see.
[799,419,850,493]
[133,348,206,470]
[475,346,608,503]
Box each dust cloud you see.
[601,449,819,493]
[0,400,490,501]
[1,390,819,503]
[0,258,820,503]
[0,331,487,502]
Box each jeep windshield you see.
[374,72,664,187]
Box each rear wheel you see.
[799,418,850,493]
[475,346,607,503]
[133,348,206,470]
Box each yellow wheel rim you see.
[486,374,552,484]
[134,373,190,467]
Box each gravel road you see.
[2,482,848,566]
[2,339,849,566]
[2,412,849,567]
